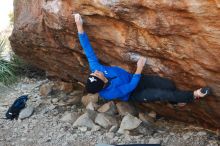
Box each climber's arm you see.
[74,13,103,72]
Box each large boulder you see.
[10,0,220,130]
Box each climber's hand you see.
[74,13,83,25]
[73,13,84,33]
[137,56,146,69]
[135,56,146,74]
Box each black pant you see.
[130,75,194,103]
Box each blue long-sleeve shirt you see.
[78,32,141,101]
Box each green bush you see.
[0,59,17,85]
[0,38,5,52]
[0,39,22,85]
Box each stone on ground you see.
[53,81,73,93]
[19,106,34,119]
[86,102,99,111]
[95,113,118,129]
[39,83,53,97]
[109,125,119,133]
[86,109,98,121]
[139,112,155,125]
[117,114,142,134]
[73,113,97,129]
[97,101,117,115]
[148,137,161,144]
[148,111,157,119]
[116,102,137,116]
[81,94,99,107]
[60,112,79,124]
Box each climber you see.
[74,13,211,106]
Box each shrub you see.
[0,39,19,85]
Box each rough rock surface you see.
[118,114,142,134]
[0,77,219,146]
[10,0,220,129]
[19,106,34,120]
[95,113,118,129]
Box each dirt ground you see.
[0,77,219,146]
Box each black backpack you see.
[5,95,28,120]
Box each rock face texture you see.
[10,0,220,130]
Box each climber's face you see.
[90,70,108,83]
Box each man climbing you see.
[74,13,211,106]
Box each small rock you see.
[86,109,98,121]
[130,122,155,136]
[91,125,101,132]
[69,90,84,96]
[183,132,193,140]
[163,136,170,143]
[95,113,118,129]
[139,112,155,125]
[51,98,59,103]
[148,138,161,144]
[170,132,175,135]
[48,105,56,110]
[57,101,66,106]
[73,113,97,129]
[41,105,56,114]
[53,92,67,100]
[60,112,79,124]
[19,106,34,119]
[113,136,119,141]
[109,125,119,133]
[78,126,88,132]
[62,91,83,106]
[71,105,77,111]
[53,81,73,93]
[81,93,99,106]
[197,131,207,136]
[124,133,133,141]
[57,133,65,139]
[2,102,9,106]
[97,101,117,115]
[116,102,137,116]
[21,137,27,141]
[148,111,157,119]
[86,102,95,110]
[106,132,115,139]
[39,83,53,97]
[117,114,142,134]
[31,97,37,102]
[207,140,219,146]
[65,96,82,105]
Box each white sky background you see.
[0,0,13,32]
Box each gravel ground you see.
[0,77,219,146]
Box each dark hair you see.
[85,75,105,93]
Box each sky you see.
[0,0,13,31]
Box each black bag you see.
[5,95,28,120]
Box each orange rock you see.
[81,94,99,106]
[10,0,220,130]
[116,102,137,116]
[53,81,73,93]
[39,83,53,97]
